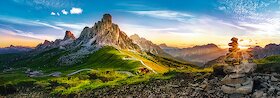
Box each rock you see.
[199,84,207,89]
[28,71,43,77]
[130,34,165,55]
[268,87,276,93]
[64,31,76,40]
[57,14,141,65]
[221,80,253,94]
[264,76,270,80]
[252,90,264,98]
[271,76,279,82]
[49,72,62,77]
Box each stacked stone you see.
[221,37,255,94]
[225,37,241,66]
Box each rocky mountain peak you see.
[75,14,140,50]
[43,40,51,45]
[130,34,141,41]
[159,43,168,47]
[64,31,76,40]
[102,14,112,24]
[9,45,15,47]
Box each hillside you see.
[254,55,280,73]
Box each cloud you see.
[13,0,75,9]
[0,15,63,30]
[128,10,193,22]
[70,7,83,14]
[218,0,280,22]
[61,9,68,15]
[50,12,56,15]
[55,22,88,30]
[0,28,56,40]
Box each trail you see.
[123,57,157,74]
[67,69,135,76]
[67,69,93,76]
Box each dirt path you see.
[67,69,135,76]
[67,69,93,76]
[123,57,157,74]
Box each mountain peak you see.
[130,34,141,40]
[64,31,76,40]
[102,14,112,24]
[43,40,51,45]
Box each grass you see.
[120,50,169,73]
[49,70,174,95]
[79,46,142,72]
[0,46,213,96]
[254,55,280,73]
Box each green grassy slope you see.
[0,46,206,96]
[80,46,141,71]
[254,55,280,73]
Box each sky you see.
[0,0,280,48]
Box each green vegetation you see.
[50,70,173,95]
[254,55,280,73]
[80,46,141,72]
[0,46,212,96]
[254,55,280,64]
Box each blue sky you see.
[0,0,280,48]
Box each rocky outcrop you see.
[35,31,76,51]
[58,14,140,65]
[130,34,163,55]
[63,31,76,40]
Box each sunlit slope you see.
[120,50,169,73]
[79,46,142,71]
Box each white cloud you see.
[55,22,88,30]
[128,10,193,22]
[70,7,83,14]
[0,28,56,40]
[0,15,63,30]
[50,12,56,15]
[61,9,68,15]
[218,0,279,22]
[13,0,74,9]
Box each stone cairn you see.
[221,37,256,94]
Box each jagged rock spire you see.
[102,14,112,24]
[63,31,76,40]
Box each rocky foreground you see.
[2,72,280,98]
[84,73,280,98]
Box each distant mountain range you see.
[252,44,280,59]
[159,43,227,66]
[0,45,33,54]
[204,43,280,67]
